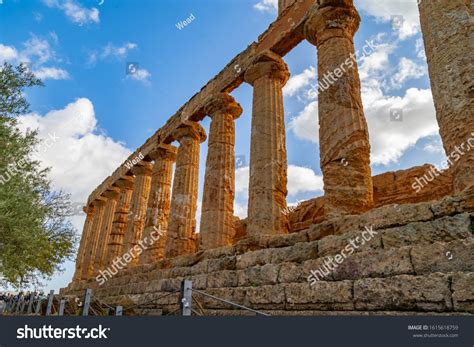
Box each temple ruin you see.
[62,0,474,315]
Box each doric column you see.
[165,122,206,258]
[199,93,242,250]
[92,187,120,276]
[304,0,373,218]
[244,51,290,236]
[123,163,153,267]
[72,205,95,282]
[106,176,134,266]
[80,198,106,280]
[418,0,474,193]
[139,144,177,265]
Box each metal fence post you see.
[81,289,92,316]
[45,290,55,316]
[27,297,34,314]
[20,297,26,314]
[115,306,123,316]
[180,280,192,316]
[58,299,66,316]
[35,298,43,315]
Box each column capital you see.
[244,51,289,86]
[171,121,207,144]
[92,198,107,208]
[149,143,178,162]
[131,162,153,176]
[203,93,242,120]
[304,3,360,47]
[116,176,135,190]
[83,205,96,215]
[103,186,121,200]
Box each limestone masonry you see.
[62,0,474,316]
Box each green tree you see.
[0,62,77,288]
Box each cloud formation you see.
[43,0,100,25]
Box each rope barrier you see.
[189,288,270,316]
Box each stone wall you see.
[62,186,473,316]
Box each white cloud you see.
[1,35,70,81]
[0,44,18,61]
[33,67,70,80]
[87,42,138,66]
[287,165,323,196]
[17,98,132,203]
[423,137,445,155]
[235,165,323,197]
[391,57,426,89]
[254,0,278,13]
[43,0,99,25]
[283,66,316,97]
[233,202,247,219]
[288,101,319,143]
[355,0,420,40]
[128,68,151,84]
[415,37,426,60]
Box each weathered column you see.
[304,0,373,218]
[199,93,242,250]
[139,144,177,265]
[72,205,95,282]
[165,122,206,258]
[244,51,290,236]
[123,163,153,267]
[418,0,474,193]
[80,198,106,280]
[106,176,134,265]
[92,187,120,276]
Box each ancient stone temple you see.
[62,0,473,315]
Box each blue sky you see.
[0,0,446,292]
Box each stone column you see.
[72,205,95,282]
[139,144,177,265]
[418,0,474,193]
[304,0,373,218]
[165,122,207,258]
[123,163,153,267]
[244,51,290,236]
[80,198,106,280]
[199,93,242,250]
[92,187,120,276]
[106,176,134,266]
